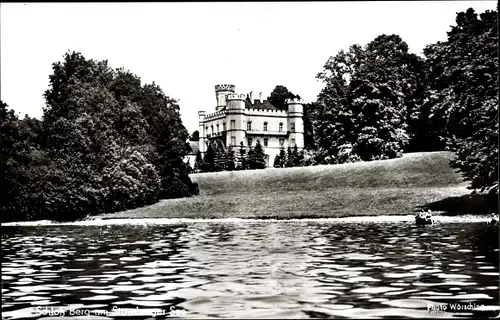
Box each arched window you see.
[263,122,268,131]
[279,122,283,132]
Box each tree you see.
[136,82,191,191]
[3,51,199,222]
[203,144,216,172]
[316,34,424,162]
[190,130,200,141]
[424,8,498,193]
[212,141,226,171]
[225,146,236,171]
[1,101,33,221]
[285,146,295,168]
[292,145,304,167]
[194,150,203,172]
[267,85,300,111]
[273,147,287,168]
[237,141,248,170]
[303,102,320,150]
[248,140,267,169]
[101,147,161,212]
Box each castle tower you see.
[215,84,236,111]
[225,93,246,148]
[198,110,206,154]
[286,98,304,149]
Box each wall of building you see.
[245,110,288,135]
[202,116,226,137]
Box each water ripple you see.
[1,221,498,319]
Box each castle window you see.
[290,123,295,133]
[216,124,219,133]
[279,139,284,147]
[279,122,283,132]
[231,136,236,146]
[264,138,268,147]
[205,126,208,132]
[291,138,296,146]
[211,125,214,134]
[263,122,268,131]
[223,122,226,131]
[247,121,252,131]
[248,138,253,146]
[230,120,235,129]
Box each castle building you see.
[194,84,304,167]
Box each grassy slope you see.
[101,151,473,219]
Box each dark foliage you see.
[1,51,198,222]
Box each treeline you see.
[274,8,498,194]
[1,52,199,222]
[194,141,267,172]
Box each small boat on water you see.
[415,210,434,225]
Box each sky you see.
[1,1,497,134]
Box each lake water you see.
[1,219,499,319]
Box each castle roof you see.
[188,140,199,155]
[244,96,279,110]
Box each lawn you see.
[99,151,490,220]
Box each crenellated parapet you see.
[203,110,226,121]
[246,108,288,116]
[285,98,304,104]
[215,84,236,92]
[227,93,246,101]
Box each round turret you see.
[215,84,236,92]
[285,98,304,115]
[226,93,246,111]
[215,84,236,109]
[286,98,304,149]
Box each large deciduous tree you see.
[316,35,426,162]
[190,130,200,141]
[2,51,198,222]
[267,85,299,111]
[424,8,498,194]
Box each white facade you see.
[197,84,304,167]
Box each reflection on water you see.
[1,221,499,319]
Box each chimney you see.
[249,91,254,104]
[259,92,263,103]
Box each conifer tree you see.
[194,151,203,172]
[237,141,248,170]
[225,146,236,171]
[292,145,303,167]
[249,140,267,169]
[212,142,226,172]
[247,145,255,169]
[273,147,287,168]
[203,144,216,172]
[285,146,294,168]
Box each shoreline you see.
[1,214,494,227]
